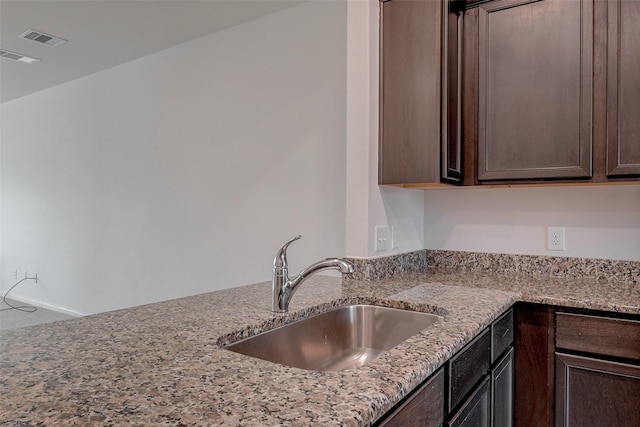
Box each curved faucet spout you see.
[271,236,355,313]
[290,258,355,288]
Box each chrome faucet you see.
[272,235,355,313]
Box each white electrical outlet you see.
[547,226,565,251]
[13,270,18,280]
[375,225,389,252]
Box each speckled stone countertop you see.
[1,269,638,426]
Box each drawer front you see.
[378,368,445,427]
[556,312,640,361]
[491,308,514,363]
[448,328,491,412]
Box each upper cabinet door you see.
[379,0,443,185]
[475,0,593,181]
[606,0,640,177]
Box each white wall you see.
[0,110,3,285]
[344,0,639,263]
[0,1,347,315]
[345,0,425,258]
[5,0,631,318]
[424,185,640,261]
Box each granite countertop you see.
[1,269,639,426]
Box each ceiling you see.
[0,0,303,103]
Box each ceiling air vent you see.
[19,29,67,47]
[0,49,40,64]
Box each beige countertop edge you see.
[0,270,638,426]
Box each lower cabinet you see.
[445,376,491,427]
[555,353,640,427]
[445,308,514,427]
[513,303,555,427]
[447,329,491,412]
[381,303,640,427]
[491,347,514,427]
[554,312,640,427]
[377,368,445,427]
[514,304,640,427]
[376,308,514,427]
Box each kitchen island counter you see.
[1,269,638,426]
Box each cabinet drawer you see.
[556,312,640,361]
[491,308,514,363]
[448,328,491,412]
[377,368,444,427]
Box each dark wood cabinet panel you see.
[448,328,491,412]
[556,310,640,426]
[379,0,443,185]
[555,352,640,427]
[513,304,554,427]
[491,347,514,427]
[446,375,491,427]
[606,0,640,177]
[445,309,514,427]
[377,368,445,427]
[491,308,513,364]
[379,307,516,426]
[379,0,640,187]
[515,306,640,427]
[442,0,464,183]
[475,0,593,181]
[556,312,640,360]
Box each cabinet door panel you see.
[555,352,640,427]
[513,304,554,427]
[446,375,490,427]
[492,347,514,427]
[442,0,464,183]
[476,0,592,181]
[379,0,442,185]
[606,0,640,177]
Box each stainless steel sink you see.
[224,304,443,371]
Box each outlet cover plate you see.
[375,225,389,252]
[547,226,565,251]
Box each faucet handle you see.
[274,235,302,269]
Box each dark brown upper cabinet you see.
[379,0,448,186]
[606,0,640,177]
[474,0,593,182]
[379,0,640,187]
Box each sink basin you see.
[224,304,443,371]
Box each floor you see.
[0,298,75,331]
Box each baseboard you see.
[3,293,85,317]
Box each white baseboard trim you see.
[3,293,86,317]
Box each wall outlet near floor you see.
[547,226,565,251]
[375,225,390,252]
